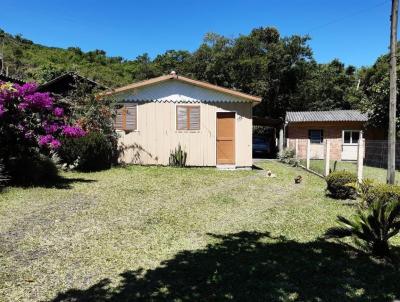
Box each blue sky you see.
[0,0,392,67]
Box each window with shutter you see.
[125,105,137,131]
[114,104,137,131]
[114,107,124,130]
[176,106,200,130]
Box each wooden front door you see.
[216,112,235,165]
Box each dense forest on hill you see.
[0,27,396,126]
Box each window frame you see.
[308,129,324,144]
[342,130,360,145]
[114,103,138,132]
[176,105,201,131]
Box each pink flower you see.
[15,82,38,96]
[24,92,53,109]
[38,134,54,146]
[50,139,61,149]
[62,125,86,138]
[18,102,28,110]
[43,122,59,134]
[53,107,64,117]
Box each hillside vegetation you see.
[0,27,395,125]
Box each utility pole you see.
[0,36,4,74]
[388,0,399,184]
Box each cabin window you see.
[176,106,200,130]
[309,129,323,144]
[114,104,137,131]
[343,130,360,144]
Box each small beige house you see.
[104,73,261,167]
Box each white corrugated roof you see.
[285,110,368,123]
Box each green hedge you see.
[365,184,400,206]
[325,170,357,199]
[57,132,115,172]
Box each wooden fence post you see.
[324,139,330,177]
[357,131,364,183]
[295,139,299,159]
[306,139,311,170]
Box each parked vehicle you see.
[253,136,271,157]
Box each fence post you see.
[295,139,299,159]
[357,131,364,183]
[306,139,311,170]
[324,139,330,177]
[278,128,284,153]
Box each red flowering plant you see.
[0,81,85,163]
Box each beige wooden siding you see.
[117,102,253,167]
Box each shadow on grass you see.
[10,176,96,190]
[50,231,400,302]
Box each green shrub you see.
[325,199,400,257]
[169,144,187,167]
[6,154,59,186]
[325,170,357,199]
[365,183,400,206]
[277,148,299,166]
[345,178,375,208]
[57,132,114,172]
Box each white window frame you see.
[342,130,360,145]
[308,129,323,144]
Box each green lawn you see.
[1,161,399,301]
[300,159,400,183]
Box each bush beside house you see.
[58,132,114,172]
[325,171,357,199]
[55,81,118,172]
[0,81,85,186]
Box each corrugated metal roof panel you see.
[285,110,368,123]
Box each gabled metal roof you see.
[285,110,368,123]
[102,73,262,103]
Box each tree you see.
[354,53,400,133]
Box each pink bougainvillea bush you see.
[0,81,85,183]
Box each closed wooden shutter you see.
[125,105,137,131]
[114,107,124,130]
[189,106,200,130]
[177,106,188,130]
[176,106,200,130]
[114,104,137,131]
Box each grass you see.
[300,159,400,183]
[0,161,400,301]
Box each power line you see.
[306,0,391,33]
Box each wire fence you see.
[287,138,399,184]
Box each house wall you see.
[286,121,365,160]
[117,101,253,167]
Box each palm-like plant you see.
[325,200,400,257]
